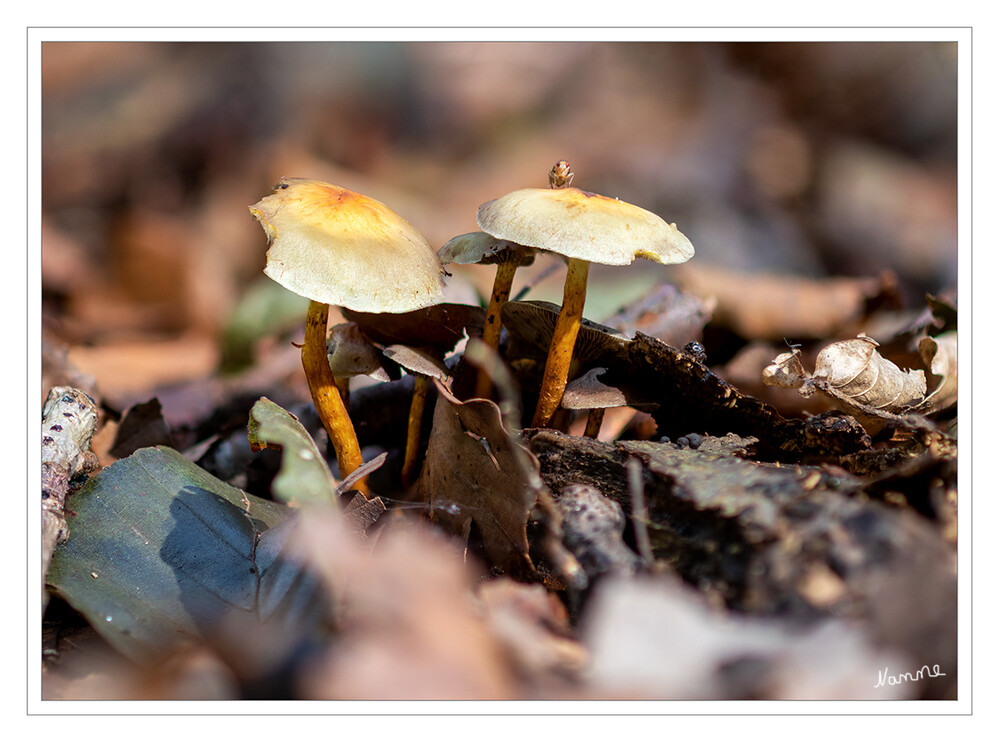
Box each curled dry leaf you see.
[812,334,926,410]
[764,334,933,434]
[915,331,957,414]
[326,322,390,382]
[382,344,450,381]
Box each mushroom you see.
[561,367,659,439]
[437,231,536,398]
[477,164,695,427]
[249,177,446,487]
[381,344,450,487]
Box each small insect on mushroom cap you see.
[476,186,695,267]
[249,177,446,313]
[548,160,574,189]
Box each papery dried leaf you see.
[763,335,936,435]
[915,332,957,414]
[762,349,808,390]
[327,322,390,381]
[812,334,926,411]
[461,340,586,590]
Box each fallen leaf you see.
[764,334,934,434]
[915,331,957,414]
[47,446,326,664]
[601,282,715,348]
[291,513,517,700]
[415,380,544,580]
[812,334,926,410]
[477,578,588,687]
[247,397,338,508]
[582,575,915,700]
[673,264,900,341]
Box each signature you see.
[875,664,947,688]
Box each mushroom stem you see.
[583,408,605,438]
[531,257,589,427]
[302,300,367,492]
[401,375,429,487]
[334,376,351,412]
[474,261,519,399]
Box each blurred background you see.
[40,41,958,410]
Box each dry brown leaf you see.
[764,334,930,434]
[674,264,898,340]
[602,282,716,349]
[289,513,516,700]
[415,380,545,580]
[477,579,588,688]
[812,334,926,409]
[915,331,957,414]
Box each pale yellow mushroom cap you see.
[476,187,695,267]
[437,231,536,268]
[249,177,446,313]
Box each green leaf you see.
[47,446,326,663]
[219,276,309,372]
[248,397,338,508]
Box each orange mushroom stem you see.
[474,260,519,399]
[302,300,367,492]
[401,375,430,487]
[531,257,590,427]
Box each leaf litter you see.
[44,280,958,700]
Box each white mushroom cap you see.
[437,231,535,267]
[250,177,446,313]
[476,187,695,267]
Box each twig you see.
[626,456,655,568]
[42,387,100,610]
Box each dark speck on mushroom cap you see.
[476,186,694,267]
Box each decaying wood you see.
[624,332,872,460]
[42,386,100,610]
[526,429,957,694]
